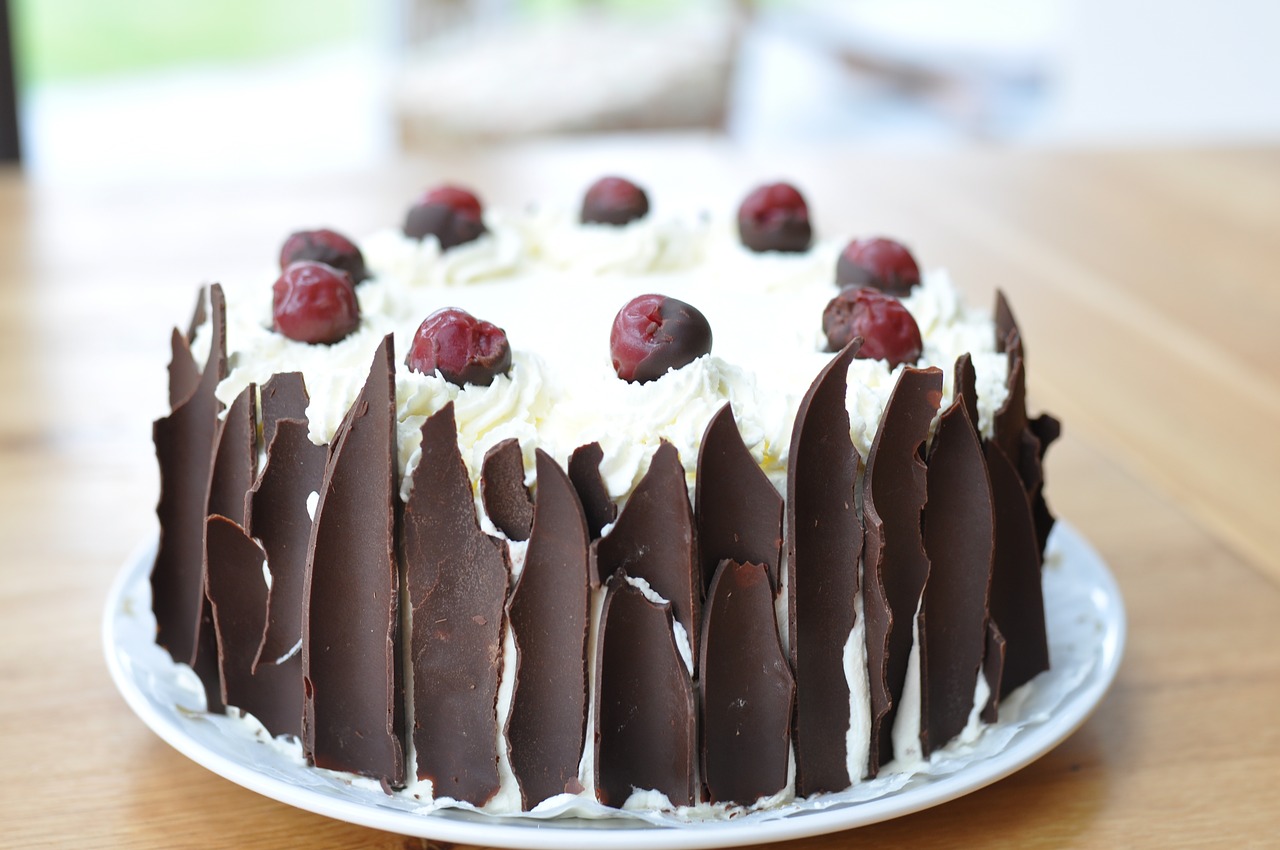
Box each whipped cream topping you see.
[190,210,1007,506]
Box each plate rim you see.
[103,521,1125,850]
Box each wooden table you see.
[2,141,1277,848]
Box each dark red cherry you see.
[823,287,922,368]
[835,237,920,296]
[581,176,650,226]
[736,182,812,253]
[280,228,369,283]
[406,307,511,387]
[403,185,487,250]
[272,261,361,344]
[610,293,713,383]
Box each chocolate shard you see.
[506,450,591,809]
[568,442,617,540]
[302,335,404,787]
[920,399,993,757]
[259,372,310,460]
[981,619,1007,724]
[699,560,794,805]
[194,382,259,712]
[695,403,784,594]
[1029,413,1062,553]
[863,366,942,775]
[168,329,200,411]
[481,438,535,542]
[402,401,508,806]
[993,334,1028,464]
[247,416,326,671]
[786,338,862,796]
[186,285,208,343]
[594,441,700,651]
[994,289,1019,357]
[985,440,1050,697]
[152,284,227,675]
[954,353,979,434]
[594,573,697,808]
[205,515,302,738]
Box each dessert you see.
[149,178,1058,818]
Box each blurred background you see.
[4,0,1280,183]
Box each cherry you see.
[835,237,920,296]
[403,184,487,250]
[581,176,650,226]
[279,228,369,284]
[823,287,922,368]
[736,182,812,253]
[610,293,713,383]
[406,307,511,387]
[272,261,361,344]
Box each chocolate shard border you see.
[568,442,617,541]
[920,396,993,757]
[594,441,700,654]
[301,335,405,787]
[481,438,535,542]
[247,414,325,674]
[786,338,862,796]
[401,401,508,806]
[699,560,794,805]
[981,619,1007,723]
[506,449,591,809]
[863,366,942,775]
[593,572,697,808]
[152,284,227,676]
[695,403,784,594]
[985,440,1050,697]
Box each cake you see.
[149,176,1059,817]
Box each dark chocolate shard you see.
[993,336,1028,465]
[695,403,784,594]
[302,335,404,787]
[985,440,1050,697]
[568,442,617,540]
[994,289,1019,358]
[247,417,326,670]
[152,283,227,674]
[481,438,535,542]
[863,366,942,775]
[195,382,259,712]
[1029,413,1061,554]
[259,372,310,460]
[186,285,208,343]
[506,450,591,809]
[699,560,794,806]
[594,574,697,808]
[205,515,302,739]
[954,353,979,435]
[401,402,508,806]
[920,400,993,757]
[168,329,200,411]
[981,619,1006,724]
[786,338,862,796]
[594,441,700,649]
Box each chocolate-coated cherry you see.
[272,261,361,344]
[581,176,650,226]
[406,307,511,387]
[823,287,922,368]
[835,237,920,296]
[403,185,487,250]
[280,228,369,284]
[737,182,812,253]
[610,293,713,383]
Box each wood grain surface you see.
[1,140,1276,849]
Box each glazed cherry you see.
[406,307,511,387]
[280,228,369,284]
[581,176,650,226]
[736,182,812,253]
[610,293,713,383]
[835,237,920,296]
[272,261,361,344]
[823,287,922,368]
[403,185,487,250]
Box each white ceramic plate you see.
[104,521,1124,849]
